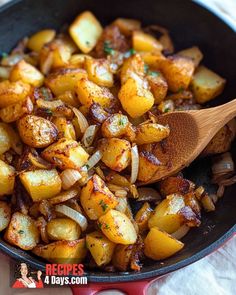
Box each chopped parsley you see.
[104,223,110,229]
[97,222,102,229]
[85,164,90,170]
[124,48,136,58]
[41,87,52,101]
[103,40,115,55]
[119,117,126,126]
[164,107,170,113]
[144,64,149,73]
[43,109,53,116]
[99,200,108,212]
[178,86,184,93]
[86,41,90,46]
[18,230,24,235]
[148,71,159,77]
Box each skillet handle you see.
[71,279,154,295]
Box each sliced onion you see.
[55,204,88,231]
[36,99,64,111]
[85,150,102,170]
[115,190,128,198]
[219,175,236,187]
[60,169,82,190]
[171,225,190,240]
[107,183,129,192]
[41,51,53,75]
[82,125,98,147]
[29,152,53,169]
[115,196,128,213]
[137,187,162,202]
[130,145,139,184]
[212,152,234,175]
[72,107,89,133]
[1,54,24,66]
[49,188,80,205]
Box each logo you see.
[12,263,44,288]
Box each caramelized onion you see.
[60,169,82,190]
[85,150,102,170]
[72,107,89,133]
[130,145,139,184]
[172,225,190,240]
[82,125,98,147]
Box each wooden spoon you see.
[145,99,236,184]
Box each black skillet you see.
[0,0,235,294]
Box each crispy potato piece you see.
[184,192,201,215]
[75,78,114,108]
[69,11,103,53]
[0,80,31,108]
[191,65,226,104]
[89,103,109,124]
[137,151,160,182]
[46,218,81,241]
[161,55,195,92]
[20,169,62,202]
[148,194,185,233]
[118,78,154,118]
[80,174,118,220]
[69,54,90,67]
[18,115,58,148]
[177,46,203,68]
[144,227,184,260]
[159,176,193,196]
[120,54,145,85]
[0,123,11,154]
[0,201,11,231]
[179,206,201,227]
[45,68,87,96]
[0,123,23,155]
[4,212,39,250]
[140,51,166,69]
[101,114,129,138]
[98,209,137,244]
[0,160,15,196]
[85,57,113,87]
[27,29,56,52]
[135,202,153,233]
[86,231,116,266]
[10,60,44,87]
[57,90,79,107]
[52,117,76,140]
[136,123,170,145]
[146,71,168,103]
[42,138,89,170]
[98,138,131,172]
[132,31,163,52]
[113,18,141,36]
[32,238,87,263]
[112,244,133,271]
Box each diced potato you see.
[98,209,137,244]
[136,123,170,145]
[101,114,130,138]
[75,78,114,107]
[138,151,160,182]
[57,90,79,107]
[80,174,118,220]
[69,54,90,67]
[98,138,131,172]
[148,194,185,233]
[184,192,201,215]
[132,31,163,52]
[191,65,226,104]
[0,123,11,154]
[52,117,76,140]
[69,11,103,53]
[86,231,116,266]
[159,176,193,196]
[140,51,166,69]
[0,160,15,196]
[18,115,58,148]
[144,227,184,260]
[120,54,145,85]
[0,201,11,231]
[0,80,31,108]
[20,169,62,202]
[4,212,39,250]
[10,60,44,87]
[135,202,153,232]
[160,56,195,92]
[146,72,168,103]
[27,29,56,52]
[118,78,154,118]
[113,18,141,36]
[112,244,133,271]
[177,46,203,68]
[157,99,175,113]
[85,57,113,87]
[33,238,87,263]
[45,68,87,96]
[41,138,89,170]
[0,123,23,155]
[46,218,81,241]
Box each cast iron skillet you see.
[0,0,236,294]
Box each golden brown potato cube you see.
[177,46,203,68]
[42,138,89,170]
[132,31,163,52]
[85,57,113,87]
[191,65,226,104]
[101,114,130,138]
[75,78,114,108]
[98,138,131,172]
[10,60,44,87]
[136,123,170,145]
[0,123,11,154]
[118,78,154,118]
[4,212,39,250]
[138,151,160,182]
[52,117,76,140]
[80,174,118,220]
[0,123,23,155]
[69,11,103,53]
[20,169,62,202]
[146,72,168,103]
[135,202,153,232]
[184,192,201,215]
[27,29,56,52]
[0,201,11,231]
[140,51,166,69]
[46,218,81,241]
[148,194,185,233]
[113,18,141,36]
[161,55,195,92]
[98,209,137,244]
[159,176,193,196]
[32,238,87,263]
[144,227,184,260]
[120,54,145,85]
[86,231,116,266]
[112,244,133,271]
[45,68,87,96]
[69,54,90,67]
[18,115,58,148]
[0,160,15,196]
[0,80,31,108]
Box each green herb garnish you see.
[104,40,115,55]
[43,109,53,116]
[119,117,126,126]
[178,86,184,93]
[164,107,170,113]
[129,48,136,55]
[99,200,108,212]
[148,71,159,77]
[105,223,110,229]
[98,222,102,229]
[144,64,149,73]
[18,230,24,235]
